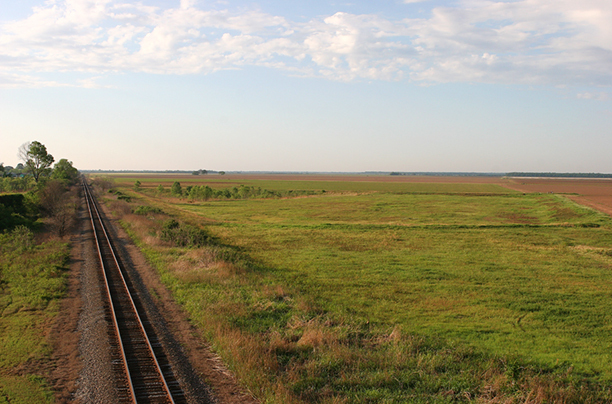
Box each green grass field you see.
[105,176,612,403]
[112,175,512,194]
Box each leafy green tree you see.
[19,141,55,183]
[51,159,79,184]
[171,181,182,196]
[134,180,142,189]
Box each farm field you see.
[100,174,612,403]
[504,177,612,217]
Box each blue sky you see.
[1,0,611,172]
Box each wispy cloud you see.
[1,0,611,89]
[0,72,70,88]
[577,91,609,101]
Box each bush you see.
[39,179,79,237]
[91,176,114,193]
[184,184,318,202]
[160,219,211,247]
[109,189,132,202]
[171,181,182,196]
[0,225,34,253]
[133,205,164,215]
[0,194,37,231]
[0,176,36,193]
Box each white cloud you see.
[0,72,70,88]
[0,0,611,90]
[577,91,609,101]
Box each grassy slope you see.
[110,179,612,403]
[0,228,69,403]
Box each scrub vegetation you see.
[102,176,612,403]
[0,141,78,403]
[0,227,69,404]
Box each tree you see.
[19,141,54,183]
[171,181,182,196]
[39,180,78,237]
[91,176,114,193]
[52,159,79,184]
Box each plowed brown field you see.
[502,177,612,216]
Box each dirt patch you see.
[47,212,84,403]
[502,177,612,217]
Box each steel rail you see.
[83,181,137,401]
[83,180,177,404]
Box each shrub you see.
[171,181,182,196]
[0,225,34,253]
[0,177,36,193]
[109,189,132,202]
[0,194,38,231]
[160,219,211,247]
[91,176,114,192]
[133,205,164,215]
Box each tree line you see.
[1,141,78,192]
[151,182,321,200]
[0,141,80,236]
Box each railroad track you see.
[83,180,186,404]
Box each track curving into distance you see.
[83,179,186,404]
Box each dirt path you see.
[47,214,84,403]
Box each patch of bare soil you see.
[47,210,84,403]
[502,177,612,217]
